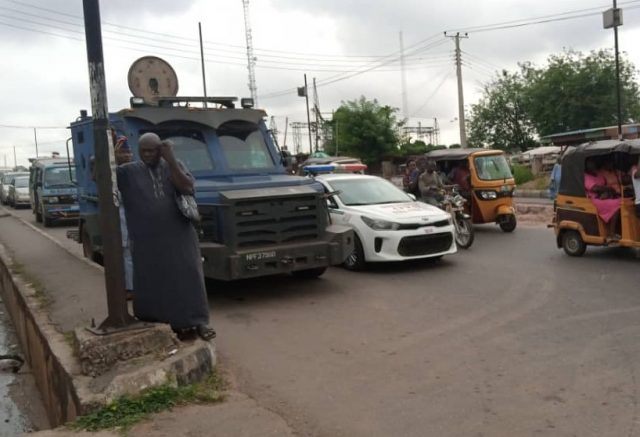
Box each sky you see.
[1,0,640,167]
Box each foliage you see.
[521,49,640,136]
[448,144,462,149]
[468,49,640,151]
[511,164,534,185]
[468,70,537,152]
[70,372,226,432]
[325,96,401,165]
[398,141,447,156]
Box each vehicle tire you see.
[455,217,475,249]
[562,230,586,257]
[43,214,53,227]
[342,234,366,271]
[35,207,42,223]
[292,267,327,279]
[499,214,517,232]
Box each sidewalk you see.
[0,208,295,436]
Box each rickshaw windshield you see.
[474,155,512,181]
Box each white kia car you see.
[316,173,457,270]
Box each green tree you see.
[521,49,640,136]
[325,97,400,165]
[399,139,428,155]
[468,70,537,152]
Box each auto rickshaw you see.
[552,139,640,256]
[426,148,517,232]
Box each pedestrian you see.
[402,159,420,197]
[419,159,444,206]
[114,136,134,299]
[549,156,562,200]
[117,132,215,340]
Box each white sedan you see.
[316,173,457,270]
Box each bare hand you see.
[159,140,176,163]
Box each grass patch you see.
[10,261,51,307]
[70,370,227,432]
[512,164,534,185]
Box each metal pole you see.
[198,22,208,109]
[283,116,288,149]
[304,74,313,155]
[82,0,133,331]
[454,33,468,147]
[613,0,623,140]
[399,31,408,119]
[313,77,320,152]
[33,128,38,157]
[13,146,17,168]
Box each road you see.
[9,206,640,437]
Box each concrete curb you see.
[0,212,217,428]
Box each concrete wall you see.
[0,245,82,427]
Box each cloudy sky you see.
[1,0,640,166]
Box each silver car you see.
[8,175,30,207]
[0,172,27,205]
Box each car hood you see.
[344,201,449,222]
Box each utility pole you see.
[33,128,38,157]
[604,1,624,139]
[82,0,133,332]
[13,146,17,168]
[399,31,409,120]
[198,22,208,109]
[283,116,289,150]
[312,78,320,152]
[446,32,468,147]
[242,0,258,106]
[303,74,313,154]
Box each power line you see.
[0,123,67,129]
[409,70,454,118]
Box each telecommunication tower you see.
[242,0,258,106]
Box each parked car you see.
[315,173,457,270]
[0,172,27,205]
[8,175,31,208]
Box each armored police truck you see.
[68,56,352,280]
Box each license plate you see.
[245,251,276,261]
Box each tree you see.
[521,49,640,136]
[468,70,537,152]
[399,140,428,155]
[325,97,400,165]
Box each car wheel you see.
[291,267,327,279]
[35,207,42,223]
[43,214,53,227]
[562,230,586,257]
[499,214,517,232]
[343,234,366,271]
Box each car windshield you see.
[217,121,275,171]
[14,177,28,188]
[329,177,412,206]
[165,134,214,172]
[474,155,512,180]
[43,166,75,188]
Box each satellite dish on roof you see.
[127,56,178,104]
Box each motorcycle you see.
[439,185,474,249]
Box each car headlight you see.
[478,190,497,200]
[46,196,60,203]
[361,216,401,230]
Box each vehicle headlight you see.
[361,216,401,230]
[478,190,497,200]
[46,196,60,203]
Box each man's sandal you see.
[196,325,216,341]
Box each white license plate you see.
[245,251,276,261]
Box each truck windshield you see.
[474,155,512,181]
[165,134,214,172]
[217,122,275,171]
[44,166,75,188]
[14,177,28,188]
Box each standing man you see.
[549,156,562,200]
[402,159,420,197]
[117,133,215,340]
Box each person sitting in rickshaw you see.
[419,159,444,206]
[600,160,622,195]
[632,158,640,217]
[584,158,621,241]
[448,161,471,199]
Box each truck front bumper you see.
[200,224,353,280]
[44,204,79,219]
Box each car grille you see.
[397,233,453,257]
[397,219,450,230]
[197,205,220,242]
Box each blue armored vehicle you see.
[68,56,352,280]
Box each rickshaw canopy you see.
[425,148,501,161]
[559,139,640,197]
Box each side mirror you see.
[407,193,417,201]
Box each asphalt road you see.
[9,206,640,437]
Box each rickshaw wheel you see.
[562,230,586,257]
[499,215,517,232]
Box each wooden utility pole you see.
[446,32,468,147]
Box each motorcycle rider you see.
[419,159,444,206]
